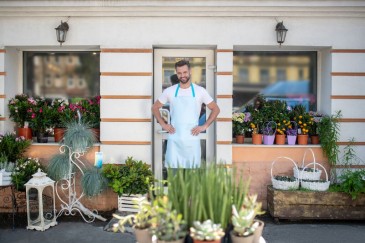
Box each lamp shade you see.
[275,21,288,45]
[55,21,69,46]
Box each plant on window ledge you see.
[8,94,34,128]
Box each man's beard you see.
[179,75,190,84]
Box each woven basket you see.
[271,156,299,190]
[301,162,330,191]
[293,148,322,180]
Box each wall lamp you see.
[275,21,288,46]
[55,18,69,46]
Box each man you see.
[152,60,220,168]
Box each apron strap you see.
[174,83,195,97]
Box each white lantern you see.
[25,169,57,231]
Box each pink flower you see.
[31,113,36,119]
[39,108,43,113]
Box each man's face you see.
[176,65,191,84]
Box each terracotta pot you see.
[287,135,297,145]
[236,135,245,144]
[311,135,319,144]
[297,134,309,145]
[252,134,262,145]
[158,237,185,243]
[91,128,100,142]
[134,227,152,243]
[17,127,33,140]
[54,127,66,142]
[275,134,286,145]
[230,231,254,243]
[253,219,265,243]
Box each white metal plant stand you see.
[56,145,106,223]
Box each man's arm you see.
[151,100,176,134]
[191,101,220,136]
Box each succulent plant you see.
[232,195,264,237]
[190,220,225,241]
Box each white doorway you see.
[153,49,215,181]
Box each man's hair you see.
[175,60,190,69]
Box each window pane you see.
[233,51,317,111]
[23,52,100,100]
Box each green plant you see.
[0,133,31,162]
[47,152,73,181]
[29,97,54,133]
[0,161,16,172]
[232,195,264,237]
[8,94,34,127]
[11,157,45,191]
[80,96,100,128]
[292,105,313,135]
[331,170,365,200]
[149,196,187,241]
[103,157,154,196]
[50,98,78,128]
[81,167,108,197]
[113,197,152,232]
[167,164,249,229]
[318,111,341,165]
[190,220,225,241]
[232,112,251,136]
[63,121,95,153]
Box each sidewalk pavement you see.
[1,214,365,243]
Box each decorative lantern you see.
[55,20,69,46]
[275,21,288,46]
[25,169,57,231]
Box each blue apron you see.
[165,84,201,168]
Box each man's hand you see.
[162,123,176,134]
[191,125,207,136]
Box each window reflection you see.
[24,52,100,100]
[233,51,317,111]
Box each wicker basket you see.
[300,162,330,191]
[293,148,322,180]
[271,156,299,190]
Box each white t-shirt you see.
[158,83,213,117]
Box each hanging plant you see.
[47,151,73,181]
[81,167,108,197]
[63,121,95,153]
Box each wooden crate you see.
[267,185,365,221]
[118,194,145,212]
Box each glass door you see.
[153,49,215,181]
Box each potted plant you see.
[0,132,31,162]
[113,197,153,243]
[292,105,313,145]
[11,157,44,191]
[103,157,154,212]
[232,112,251,144]
[231,195,265,243]
[262,121,276,145]
[189,220,225,243]
[29,97,54,143]
[150,196,187,243]
[80,95,101,141]
[8,94,35,140]
[308,111,324,144]
[286,121,298,145]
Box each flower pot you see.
[134,227,152,243]
[36,131,48,143]
[253,219,264,243]
[252,134,262,145]
[158,238,185,243]
[54,127,66,142]
[193,239,221,243]
[263,135,275,145]
[236,135,245,144]
[230,231,254,243]
[297,134,309,145]
[275,134,285,145]
[18,127,33,140]
[311,135,319,144]
[287,135,297,145]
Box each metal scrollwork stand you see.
[55,144,106,223]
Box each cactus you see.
[190,220,225,241]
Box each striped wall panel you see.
[100,48,153,163]
[0,51,5,126]
[331,49,365,148]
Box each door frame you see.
[152,48,216,181]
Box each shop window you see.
[23,51,100,100]
[233,51,317,112]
